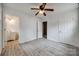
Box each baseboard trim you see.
[20,37,44,45]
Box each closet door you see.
[58,10,78,43]
[58,13,69,42]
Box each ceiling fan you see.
[31,3,54,16]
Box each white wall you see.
[47,7,79,47]
[0,4,1,48]
[2,3,79,47]
[3,4,42,44]
[19,14,42,43]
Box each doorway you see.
[4,15,19,46]
[42,21,47,39]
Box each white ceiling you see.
[4,3,78,13]
[4,3,79,21]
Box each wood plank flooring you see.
[1,38,79,56]
[0,40,26,56]
[21,38,79,56]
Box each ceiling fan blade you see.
[35,12,39,16]
[44,9,54,11]
[43,12,46,16]
[31,8,39,10]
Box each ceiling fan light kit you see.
[39,10,44,14]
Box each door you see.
[42,21,47,38]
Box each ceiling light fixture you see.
[31,3,54,16]
[39,10,44,14]
[9,19,15,24]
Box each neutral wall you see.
[3,4,42,44]
[47,8,79,47]
[2,3,79,48]
[0,4,1,48]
